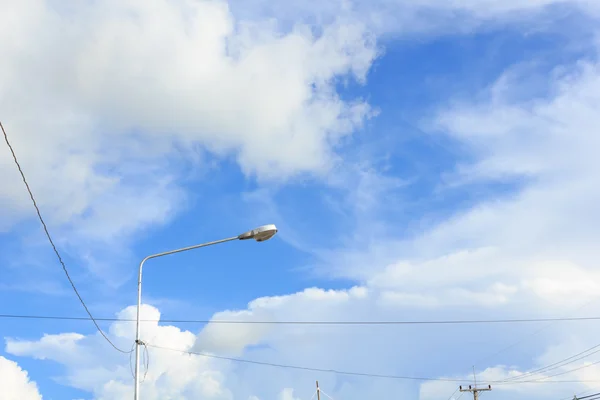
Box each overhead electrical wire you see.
[493,358,600,387]
[529,359,600,381]
[1,121,132,354]
[502,343,600,382]
[558,390,592,400]
[441,387,465,400]
[576,392,600,400]
[145,343,600,384]
[463,298,600,400]
[579,396,600,400]
[445,387,460,400]
[318,388,336,400]
[5,313,600,325]
[473,296,600,371]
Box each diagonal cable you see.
[1,121,132,354]
[503,344,600,382]
[145,343,600,384]
[319,388,336,400]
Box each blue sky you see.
[2,1,600,399]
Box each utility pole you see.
[316,381,321,400]
[459,385,491,400]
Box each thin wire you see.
[534,359,600,381]
[577,392,600,400]
[474,296,599,366]
[146,343,471,382]
[468,292,600,391]
[145,343,600,384]
[142,341,149,382]
[129,341,136,379]
[501,342,600,382]
[566,395,600,400]
[319,388,335,400]
[567,389,599,400]
[130,340,150,382]
[446,387,460,400]
[5,313,600,325]
[1,121,132,354]
[480,300,600,386]
[494,359,600,386]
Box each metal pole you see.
[133,236,238,400]
[316,381,321,400]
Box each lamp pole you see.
[133,224,278,400]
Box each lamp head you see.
[238,224,278,242]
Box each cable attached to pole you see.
[1,121,132,354]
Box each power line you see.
[494,358,600,387]
[577,392,600,400]
[557,390,600,400]
[502,343,600,382]
[1,121,131,354]
[474,296,600,367]
[446,387,460,400]
[318,387,336,400]
[5,313,600,325]
[145,343,600,384]
[531,359,600,381]
[573,390,600,400]
[469,297,600,389]
[558,390,592,400]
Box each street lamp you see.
[133,224,278,400]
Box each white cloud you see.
[279,388,302,400]
[335,31,600,400]
[174,30,600,400]
[0,0,596,288]
[0,356,42,400]
[307,48,600,313]
[0,0,376,226]
[0,0,377,284]
[229,0,600,37]
[6,291,600,400]
[6,305,233,400]
[9,300,409,400]
[3,1,600,400]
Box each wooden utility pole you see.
[459,385,492,400]
[316,381,321,400]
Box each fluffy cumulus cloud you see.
[6,305,233,400]
[0,0,377,286]
[5,293,600,400]
[0,297,496,399]
[6,299,392,400]
[0,356,42,400]
[420,54,600,304]
[317,44,600,313]
[0,0,376,242]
